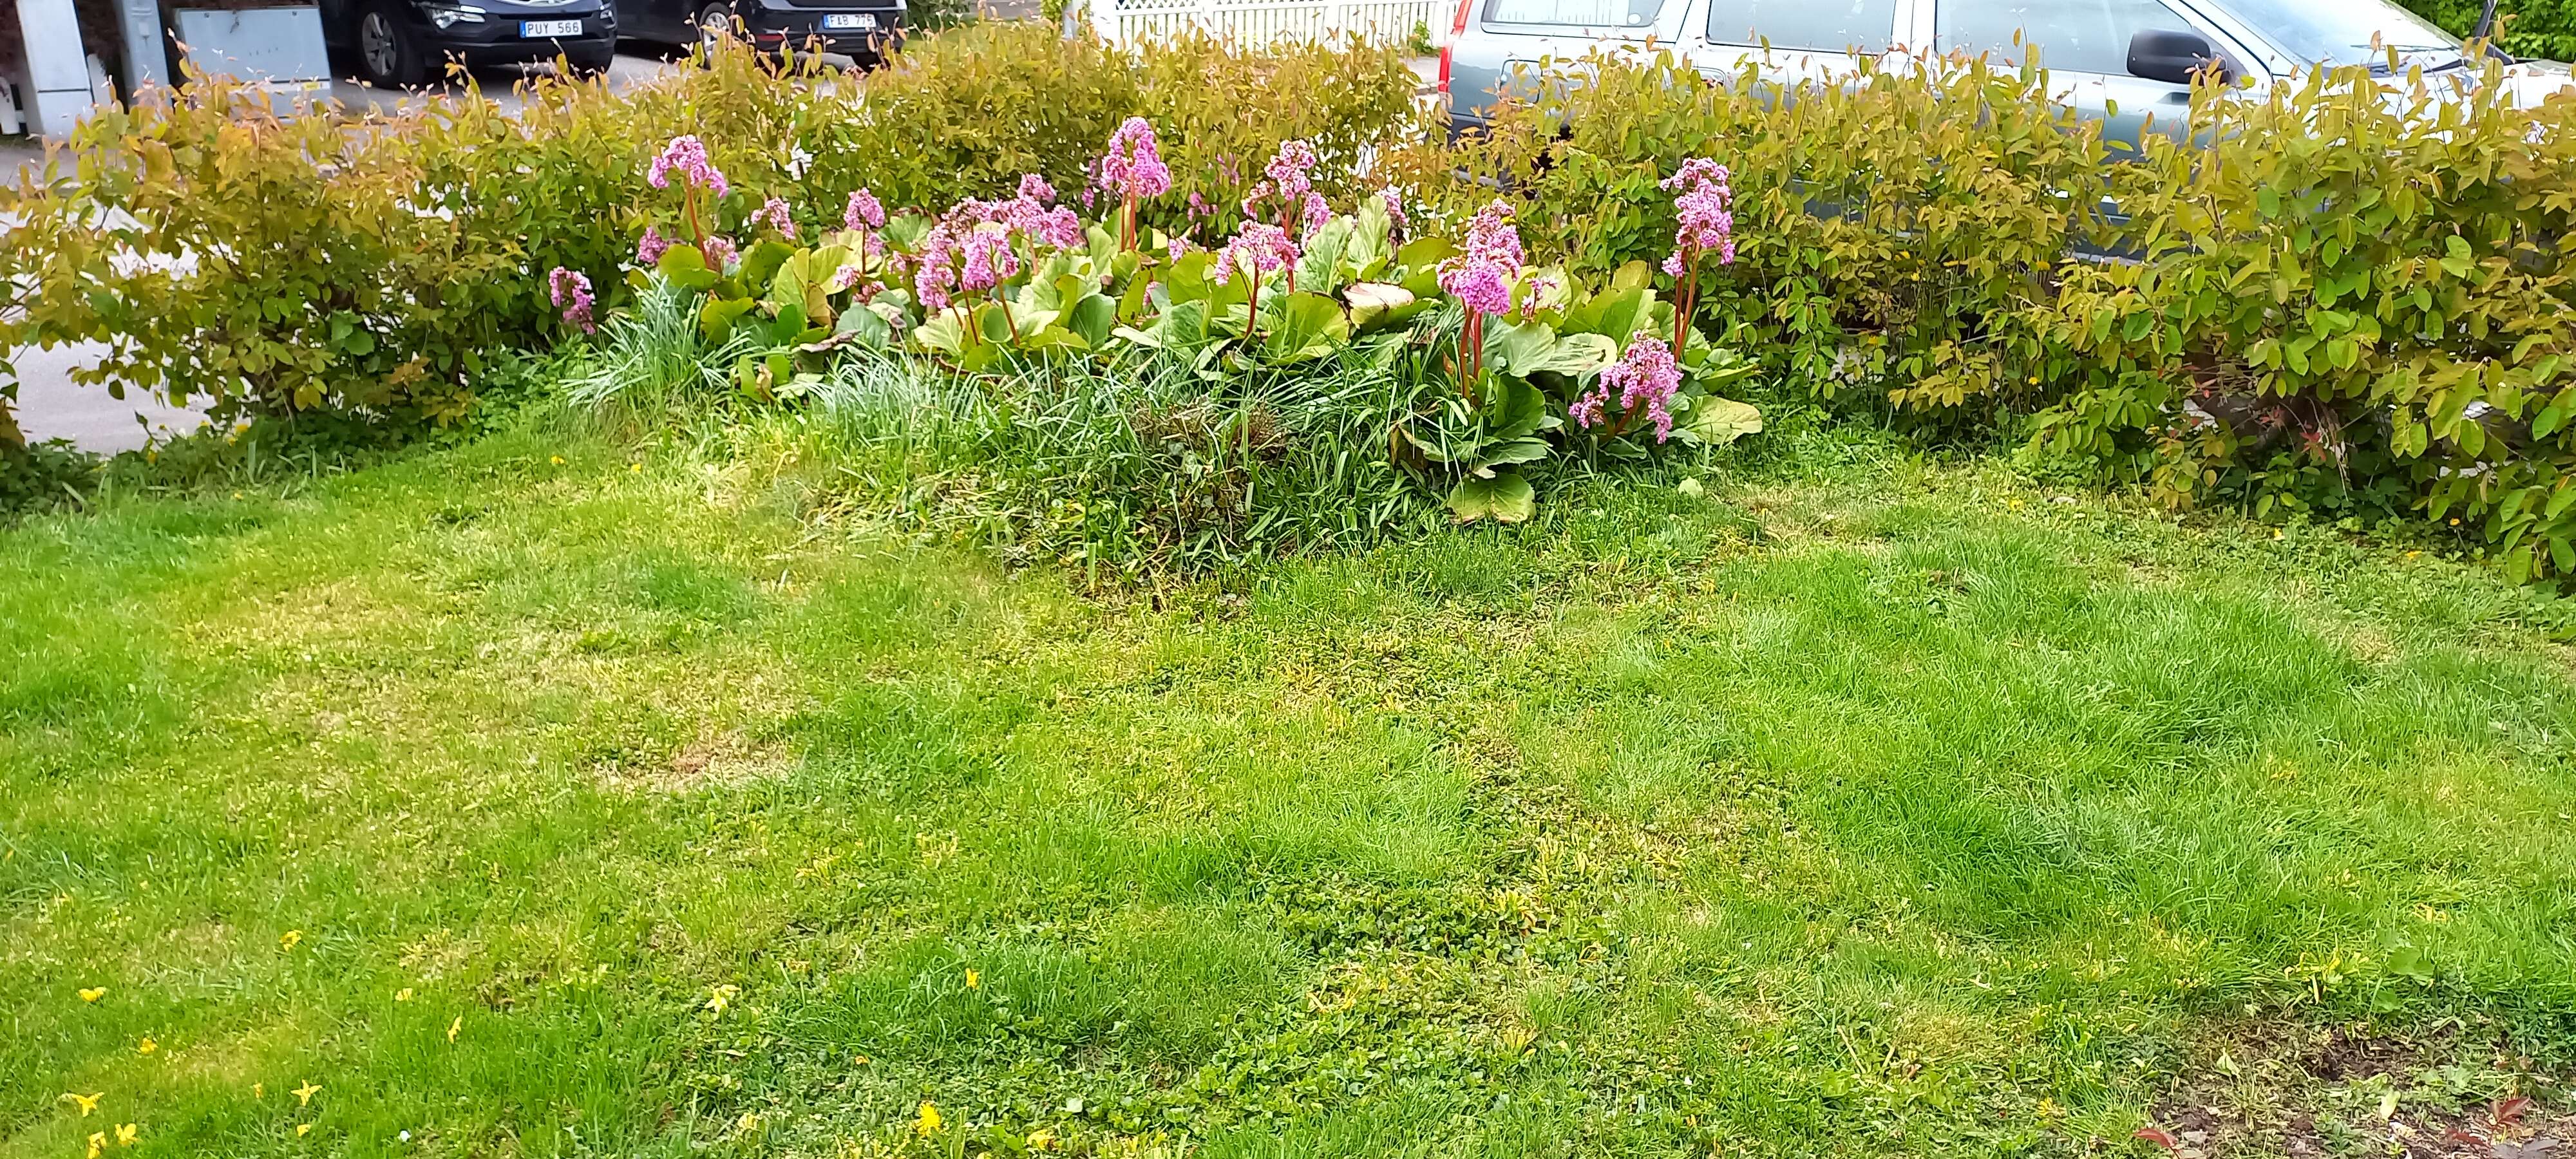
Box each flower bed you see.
[551,120,1763,568]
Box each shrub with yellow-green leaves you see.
[1397,50,2576,581]
[0,23,1420,448]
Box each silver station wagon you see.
[1438,0,2574,149]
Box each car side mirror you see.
[2127,28,2233,85]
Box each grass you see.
[6,410,2576,1158]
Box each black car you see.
[615,0,904,66]
[323,0,619,87]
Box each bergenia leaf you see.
[1448,472,1537,523]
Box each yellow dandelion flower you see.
[61,1092,102,1117]
[915,1101,942,1135]
[447,1016,462,1043]
[79,988,107,1003]
[1027,1127,1056,1150]
[253,1083,264,1099]
[630,462,643,473]
[706,984,739,1014]
[88,1131,106,1159]
[279,930,303,951]
[965,970,980,990]
[395,988,413,1002]
[296,1124,313,1137]
[290,1082,320,1107]
[115,1123,137,1147]
[550,456,565,466]
[135,1038,156,1055]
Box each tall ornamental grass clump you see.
[1399,50,2576,582]
[0,23,1421,449]
[804,350,1457,574]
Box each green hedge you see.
[0,24,1418,444]
[1400,53,2576,581]
[2400,0,2576,64]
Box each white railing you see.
[1086,0,1449,50]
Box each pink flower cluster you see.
[1660,158,1734,275]
[1516,271,1560,319]
[1213,221,1296,285]
[909,174,1091,314]
[547,266,595,334]
[648,135,729,197]
[1097,117,1173,202]
[1378,187,1408,229]
[947,174,1083,251]
[753,196,796,240]
[845,189,886,231]
[1242,140,1328,232]
[701,234,738,272]
[637,225,673,266]
[1461,199,1525,268]
[914,221,1021,313]
[1437,200,1522,317]
[1570,337,1683,441]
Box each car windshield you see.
[2203,0,2465,68]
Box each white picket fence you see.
[1085,0,1450,50]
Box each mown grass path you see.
[6,426,2574,1156]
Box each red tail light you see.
[1440,0,1470,94]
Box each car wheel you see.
[355,0,425,88]
[696,3,734,53]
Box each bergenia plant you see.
[647,135,731,252]
[1569,336,1681,442]
[914,218,1027,344]
[700,234,738,273]
[1095,117,1172,253]
[637,225,674,267]
[1378,187,1409,239]
[994,174,1084,250]
[1241,140,1329,240]
[752,196,796,241]
[1214,222,1297,338]
[547,267,596,334]
[844,188,887,277]
[1436,200,1523,394]
[1660,159,1734,354]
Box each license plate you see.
[521,19,582,36]
[822,13,875,30]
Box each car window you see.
[2199,0,2459,68]
[1482,0,1663,30]
[1938,0,2188,75]
[1705,0,1899,51]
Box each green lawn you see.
[6,419,2576,1157]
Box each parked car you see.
[323,0,620,88]
[612,0,906,66]
[1441,0,2573,150]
